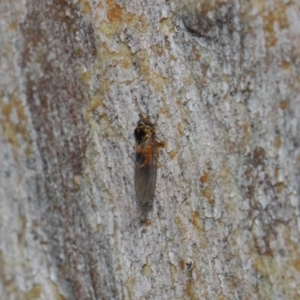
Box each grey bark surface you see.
[1,0,300,299]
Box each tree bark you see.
[1,0,300,299]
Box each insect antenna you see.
[146,96,150,119]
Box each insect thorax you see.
[134,125,154,144]
[134,115,156,144]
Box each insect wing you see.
[135,139,157,206]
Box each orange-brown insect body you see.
[134,113,164,206]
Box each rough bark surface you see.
[0,0,300,299]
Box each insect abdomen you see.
[134,155,157,206]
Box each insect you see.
[134,113,165,206]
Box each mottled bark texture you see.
[1,0,300,299]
